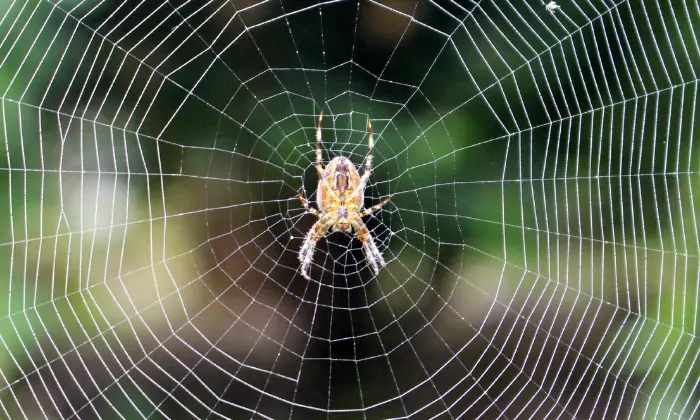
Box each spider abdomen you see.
[317,156,364,211]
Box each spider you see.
[297,112,391,280]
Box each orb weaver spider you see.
[297,113,391,280]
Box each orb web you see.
[0,1,698,419]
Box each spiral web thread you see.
[0,0,698,419]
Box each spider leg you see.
[365,119,374,174]
[316,112,324,175]
[356,119,374,188]
[344,119,375,203]
[299,213,334,280]
[358,118,374,187]
[297,190,321,217]
[314,112,340,202]
[350,214,386,276]
[359,196,391,217]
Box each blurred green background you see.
[0,1,698,419]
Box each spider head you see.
[334,205,352,232]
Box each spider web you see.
[0,0,698,418]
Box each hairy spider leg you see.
[365,119,374,174]
[345,119,375,204]
[299,213,335,280]
[315,112,340,202]
[350,213,385,275]
[297,192,321,217]
[316,112,324,171]
[359,197,392,217]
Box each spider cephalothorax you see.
[297,113,391,280]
